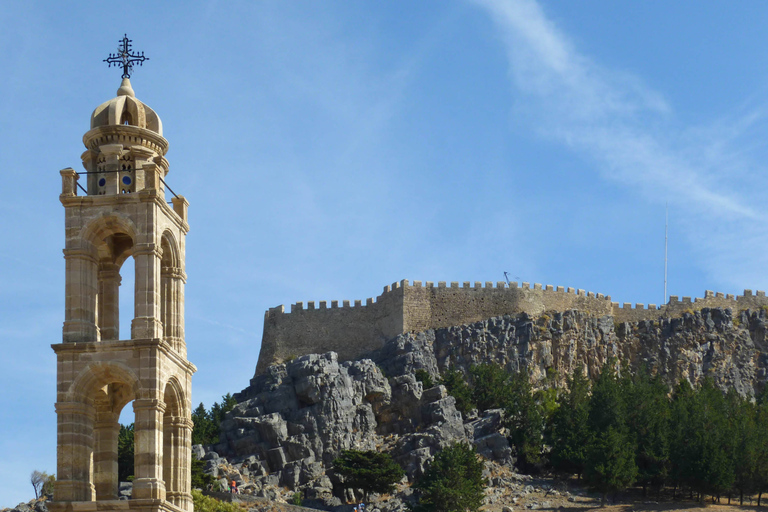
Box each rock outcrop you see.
[201,307,767,507]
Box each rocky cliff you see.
[199,307,767,508]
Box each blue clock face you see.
[122,176,132,185]
[98,178,106,187]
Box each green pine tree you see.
[413,443,486,512]
[469,363,511,412]
[333,450,405,500]
[584,362,637,506]
[625,367,670,496]
[504,369,544,473]
[549,368,591,478]
[117,423,135,482]
[440,367,475,415]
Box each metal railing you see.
[74,170,179,202]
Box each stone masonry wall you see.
[255,279,768,375]
[255,284,406,375]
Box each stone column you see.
[63,248,99,342]
[97,264,121,341]
[93,409,120,500]
[132,243,163,340]
[60,168,78,197]
[100,144,123,195]
[163,416,193,511]
[132,398,166,500]
[55,401,95,501]
[162,266,186,353]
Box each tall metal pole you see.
[664,203,668,304]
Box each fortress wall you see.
[254,283,406,375]
[610,289,768,323]
[401,280,613,332]
[255,279,768,374]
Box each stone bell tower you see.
[51,38,195,512]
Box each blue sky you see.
[2,0,768,506]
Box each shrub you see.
[440,367,475,414]
[415,369,435,389]
[191,489,242,512]
[413,443,486,512]
[333,449,405,500]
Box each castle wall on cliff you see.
[255,279,768,374]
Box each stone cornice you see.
[83,125,169,157]
[52,338,197,375]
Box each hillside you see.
[195,307,768,509]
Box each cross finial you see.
[104,34,148,79]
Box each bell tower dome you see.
[52,36,195,512]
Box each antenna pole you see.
[664,203,668,304]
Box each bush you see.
[191,454,214,490]
[415,369,435,389]
[333,449,405,500]
[413,443,486,512]
[440,367,475,415]
[191,489,242,512]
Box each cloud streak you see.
[471,0,768,290]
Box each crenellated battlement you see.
[255,279,768,374]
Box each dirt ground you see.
[479,463,768,512]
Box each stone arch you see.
[162,376,190,508]
[160,230,180,268]
[59,362,143,501]
[160,230,184,352]
[162,376,186,417]
[75,215,140,341]
[68,361,142,403]
[80,214,138,264]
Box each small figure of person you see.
[231,480,238,494]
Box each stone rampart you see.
[255,279,768,375]
[255,283,406,375]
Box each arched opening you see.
[61,364,139,502]
[120,111,133,126]
[118,256,135,341]
[160,231,184,353]
[90,226,134,342]
[162,378,189,508]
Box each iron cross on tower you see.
[103,34,148,78]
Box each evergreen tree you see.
[584,362,637,505]
[692,379,734,501]
[669,379,696,496]
[192,393,239,446]
[754,388,768,505]
[117,423,135,482]
[413,443,486,512]
[192,402,215,446]
[625,368,670,496]
[191,454,215,490]
[505,369,544,473]
[730,391,758,505]
[333,450,405,500]
[549,368,591,478]
[469,363,511,412]
[440,367,475,415]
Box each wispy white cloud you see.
[471,0,768,290]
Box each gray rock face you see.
[431,308,768,395]
[211,307,767,501]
